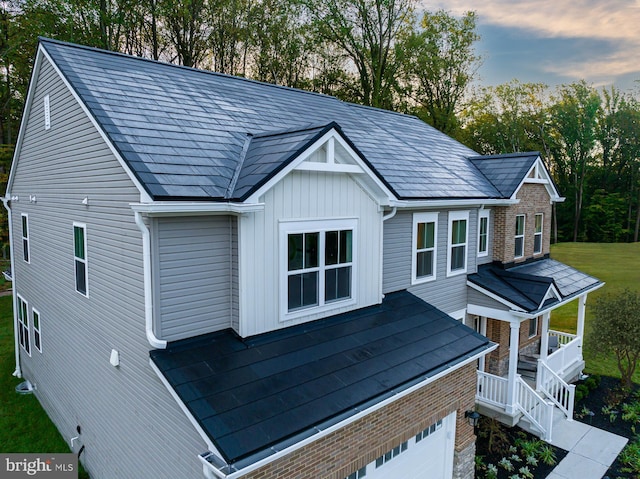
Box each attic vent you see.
[44,94,51,130]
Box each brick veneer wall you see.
[243,363,478,479]
[485,318,540,376]
[493,183,552,264]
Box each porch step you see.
[516,400,555,439]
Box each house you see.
[4,38,601,479]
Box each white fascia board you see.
[466,304,520,322]
[38,45,153,203]
[510,157,562,203]
[6,49,43,196]
[149,359,221,455]
[244,128,396,205]
[537,283,561,310]
[130,202,264,216]
[201,344,496,479]
[390,198,519,209]
[511,282,606,319]
[467,281,525,312]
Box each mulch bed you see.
[573,375,640,478]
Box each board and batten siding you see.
[383,209,484,314]
[239,169,382,337]
[9,56,206,479]
[152,215,238,341]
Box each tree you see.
[549,81,601,241]
[304,0,415,109]
[159,0,209,67]
[405,10,480,135]
[589,289,640,388]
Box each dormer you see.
[470,152,563,266]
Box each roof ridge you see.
[251,122,336,140]
[468,151,540,160]
[38,37,341,102]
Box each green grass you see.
[550,242,640,383]
[0,295,89,477]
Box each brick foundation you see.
[243,363,478,479]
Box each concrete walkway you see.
[546,408,628,479]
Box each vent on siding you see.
[44,94,51,130]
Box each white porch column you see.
[506,320,521,414]
[540,312,550,362]
[478,316,487,372]
[577,293,587,340]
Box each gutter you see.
[133,211,167,349]
[131,202,264,217]
[198,344,497,479]
[2,196,21,377]
[389,198,519,209]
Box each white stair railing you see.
[516,375,553,441]
[537,360,575,420]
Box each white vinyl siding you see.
[478,209,489,257]
[21,213,30,263]
[73,222,88,296]
[33,308,42,352]
[44,94,51,130]
[534,213,543,254]
[412,212,438,284]
[447,211,469,276]
[18,295,30,356]
[515,214,525,258]
[240,169,381,337]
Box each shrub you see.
[584,375,600,391]
[575,383,589,403]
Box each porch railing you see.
[537,360,575,420]
[516,376,553,441]
[476,370,508,408]
[546,335,582,377]
[549,329,577,346]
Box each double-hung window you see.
[478,209,489,257]
[534,213,543,254]
[282,219,355,318]
[412,212,438,284]
[515,215,525,258]
[18,295,30,355]
[74,223,88,296]
[33,309,42,353]
[529,316,538,338]
[447,211,469,276]
[21,214,30,263]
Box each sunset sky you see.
[429,0,640,92]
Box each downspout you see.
[379,207,397,302]
[134,211,167,349]
[2,196,21,377]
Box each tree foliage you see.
[588,289,640,388]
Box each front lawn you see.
[550,242,640,384]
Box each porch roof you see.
[468,258,602,313]
[149,291,491,468]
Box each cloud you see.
[425,0,640,83]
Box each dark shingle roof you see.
[149,291,491,467]
[469,152,539,198]
[40,38,504,201]
[468,259,602,313]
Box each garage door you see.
[345,412,456,479]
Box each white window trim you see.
[534,213,543,255]
[529,316,538,338]
[33,308,42,353]
[21,213,30,264]
[411,212,438,285]
[447,210,469,277]
[477,209,490,257]
[279,218,357,322]
[73,222,89,297]
[17,294,31,357]
[515,214,525,259]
